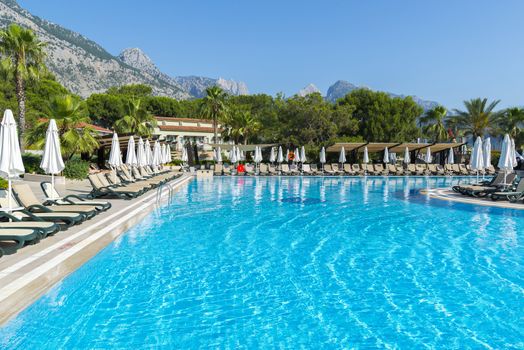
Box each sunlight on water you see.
[0,177,522,349]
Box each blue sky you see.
[18,0,524,109]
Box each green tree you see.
[25,75,70,123]
[114,98,157,137]
[86,93,126,128]
[228,94,281,143]
[332,103,359,138]
[200,86,227,143]
[499,107,524,138]
[337,89,422,142]
[26,95,99,159]
[107,84,152,97]
[145,96,180,117]
[222,109,261,144]
[450,98,502,138]
[277,93,339,147]
[0,23,46,150]
[500,107,524,148]
[419,105,449,142]
[178,98,201,118]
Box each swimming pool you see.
[1,177,522,348]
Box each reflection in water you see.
[363,177,369,204]
[499,216,518,250]
[383,177,389,203]
[254,177,263,206]
[319,182,326,203]
[473,212,491,247]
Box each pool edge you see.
[0,175,193,326]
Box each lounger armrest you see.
[0,212,22,222]
[27,204,53,213]
[63,194,89,202]
[18,209,45,221]
[43,199,61,206]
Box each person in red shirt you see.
[236,163,245,174]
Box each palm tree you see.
[223,110,261,144]
[419,105,448,142]
[26,95,99,159]
[450,98,502,138]
[200,86,227,143]
[114,98,157,137]
[0,24,46,151]
[499,107,524,139]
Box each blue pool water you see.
[1,177,523,349]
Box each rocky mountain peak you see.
[298,83,321,97]
[326,80,358,102]
[217,77,249,95]
[0,0,249,99]
[118,48,155,72]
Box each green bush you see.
[22,153,45,174]
[0,178,7,190]
[169,159,183,166]
[63,159,89,180]
[491,151,501,169]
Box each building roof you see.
[328,142,465,153]
[158,125,219,133]
[155,116,213,123]
[208,143,277,151]
[327,142,398,153]
[76,122,112,134]
[38,118,112,135]
[327,142,367,152]
[97,133,160,148]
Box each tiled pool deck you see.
[423,188,524,210]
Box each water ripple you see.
[0,177,523,349]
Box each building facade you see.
[153,117,223,151]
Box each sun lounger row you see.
[0,183,112,258]
[452,173,523,202]
[0,165,182,258]
[213,163,496,176]
[88,165,181,199]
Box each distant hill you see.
[326,80,440,111]
[0,0,248,99]
[326,80,359,101]
[118,48,249,98]
[0,0,440,108]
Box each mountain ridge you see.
[0,0,248,99]
[324,80,440,110]
[1,0,439,109]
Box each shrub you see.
[0,178,7,190]
[490,151,501,169]
[63,159,89,180]
[22,153,44,174]
[169,159,183,166]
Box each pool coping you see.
[422,188,524,210]
[0,174,193,326]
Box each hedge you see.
[63,159,90,180]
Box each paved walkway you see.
[423,188,524,210]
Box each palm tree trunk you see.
[15,68,26,152]
[213,115,218,143]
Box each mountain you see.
[0,0,248,99]
[297,83,321,97]
[326,80,359,102]
[118,48,249,98]
[325,80,440,110]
